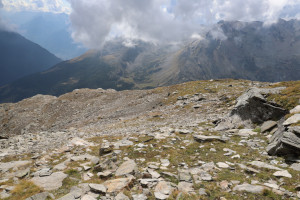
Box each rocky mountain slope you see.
[0,79,299,200]
[0,30,62,86]
[1,19,300,103]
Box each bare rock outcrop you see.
[215,87,288,130]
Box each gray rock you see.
[273,170,292,178]
[32,168,52,177]
[54,162,67,171]
[198,188,207,196]
[216,162,229,169]
[261,121,277,133]
[104,177,134,193]
[25,192,51,200]
[249,161,282,171]
[15,168,30,178]
[233,183,269,194]
[154,181,173,200]
[140,179,159,188]
[147,169,160,179]
[0,160,31,172]
[81,195,97,200]
[216,87,287,130]
[267,128,300,156]
[178,171,192,182]
[291,105,300,114]
[89,184,107,194]
[290,163,300,171]
[94,158,117,172]
[283,114,300,126]
[132,193,147,200]
[113,140,134,148]
[99,144,113,156]
[115,160,137,176]
[194,135,227,143]
[31,172,68,191]
[97,171,113,179]
[115,192,130,200]
[178,182,194,193]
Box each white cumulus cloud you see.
[2,0,71,13]
[68,0,300,49]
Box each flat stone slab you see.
[233,183,269,194]
[283,114,300,126]
[154,181,173,200]
[31,172,68,191]
[115,160,137,176]
[273,170,292,178]
[261,121,277,133]
[104,177,133,193]
[89,184,107,194]
[178,182,194,193]
[291,105,300,114]
[0,160,31,172]
[249,161,282,171]
[194,135,227,143]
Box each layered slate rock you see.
[216,87,288,130]
[267,126,300,156]
[31,172,68,191]
[115,160,137,176]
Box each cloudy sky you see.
[1,0,300,48]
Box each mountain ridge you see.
[0,19,300,103]
[0,30,62,86]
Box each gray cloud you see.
[0,0,3,8]
[68,0,300,49]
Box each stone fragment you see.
[290,105,300,114]
[140,179,159,188]
[132,193,147,200]
[290,163,300,171]
[15,168,30,178]
[31,172,68,191]
[283,114,300,126]
[25,192,51,200]
[97,171,113,179]
[89,184,107,194]
[113,140,134,148]
[147,169,160,179]
[0,160,31,172]
[237,129,257,137]
[81,195,97,200]
[160,159,170,167]
[198,188,207,196]
[233,183,269,194]
[115,192,130,200]
[69,137,95,147]
[115,160,137,176]
[216,162,229,169]
[220,180,230,190]
[194,135,227,143]
[261,121,277,133]
[104,177,134,193]
[54,162,67,171]
[178,171,192,182]
[273,170,292,178]
[154,181,173,200]
[99,144,113,156]
[178,182,194,193]
[249,161,282,170]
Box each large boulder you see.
[267,125,300,156]
[215,87,288,130]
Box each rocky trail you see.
[0,79,299,200]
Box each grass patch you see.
[267,80,300,110]
[7,180,42,200]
